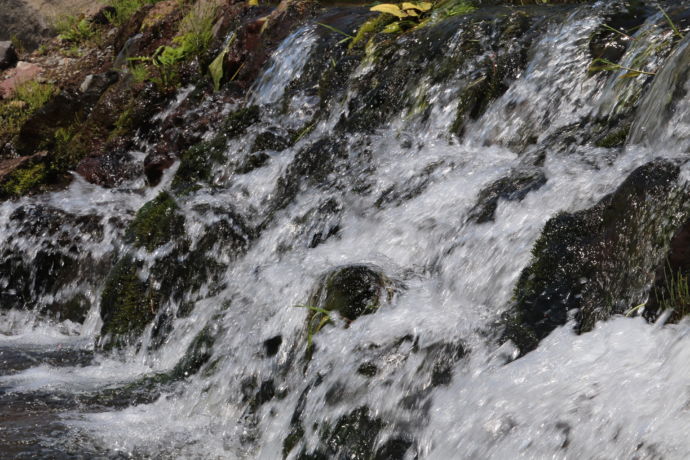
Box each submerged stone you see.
[468,168,546,223]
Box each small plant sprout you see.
[294,304,332,349]
[316,23,354,45]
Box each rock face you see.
[503,160,690,353]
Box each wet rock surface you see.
[504,160,689,353]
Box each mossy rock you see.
[224,105,260,138]
[504,160,690,353]
[289,407,398,459]
[100,255,159,346]
[171,327,215,379]
[125,191,185,251]
[171,135,227,193]
[309,264,392,321]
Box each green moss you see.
[595,125,630,148]
[100,255,158,343]
[171,135,227,193]
[224,106,261,138]
[1,163,47,198]
[126,191,185,251]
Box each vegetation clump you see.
[54,14,95,43]
[1,163,47,198]
[128,0,217,88]
[0,81,56,148]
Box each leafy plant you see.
[54,15,94,43]
[368,2,433,34]
[129,0,217,88]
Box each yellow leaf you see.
[402,2,432,11]
[370,4,408,18]
[248,0,258,6]
[405,9,419,16]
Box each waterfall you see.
[3,1,690,458]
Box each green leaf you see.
[208,49,227,91]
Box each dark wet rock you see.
[75,149,138,188]
[451,10,538,136]
[172,135,227,193]
[0,204,106,317]
[375,162,446,209]
[236,151,270,174]
[225,105,261,138]
[504,159,690,354]
[251,130,290,153]
[588,1,652,64]
[144,150,176,186]
[296,407,384,460]
[0,345,94,375]
[45,293,90,324]
[269,137,348,214]
[289,197,342,249]
[263,335,283,357]
[468,169,546,223]
[223,0,318,89]
[0,41,18,71]
[374,437,415,460]
[125,191,185,251]
[171,326,216,378]
[309,264,391,321]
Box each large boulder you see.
[503,159,690,353]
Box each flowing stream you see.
[3,1,690,458]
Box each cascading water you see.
[3,1,690,458]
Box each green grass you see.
[106,0,159,26]
[1,163,47,197]
[0,81,56,145]
[656,265,690,321]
